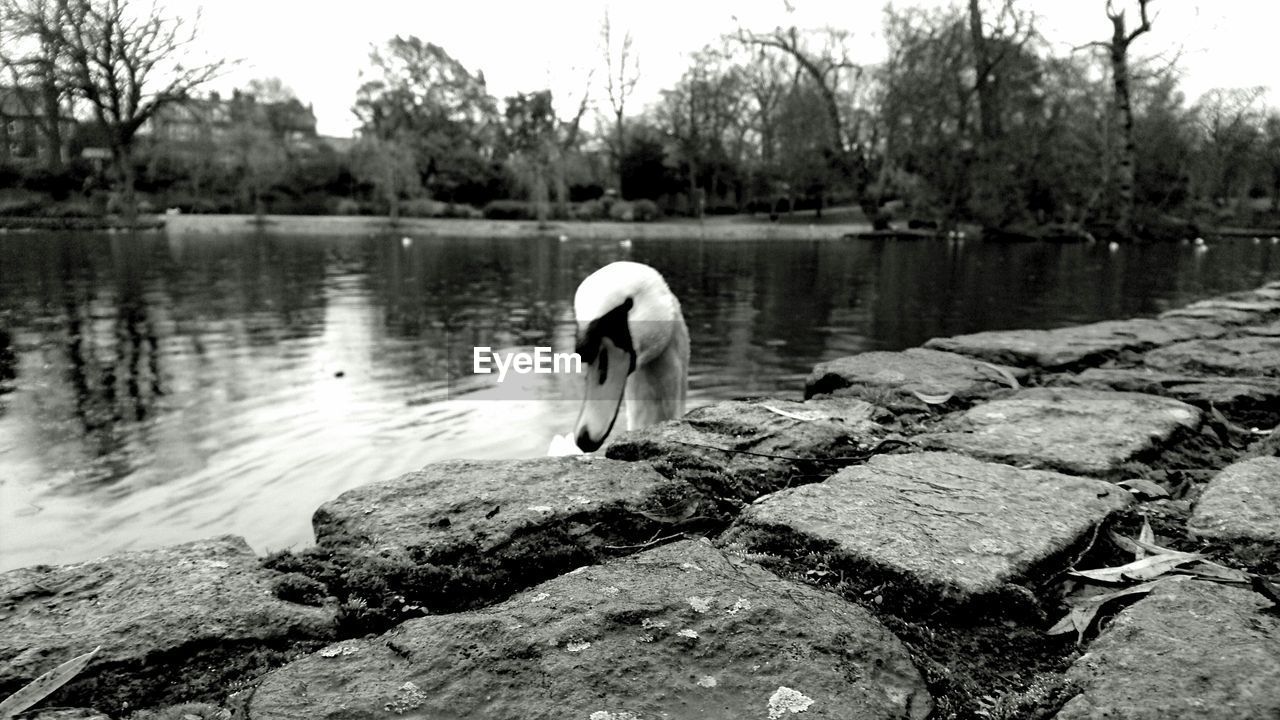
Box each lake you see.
[2,229,1278,571]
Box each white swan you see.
[563,261,689,453]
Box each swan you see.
[560,261,689,453]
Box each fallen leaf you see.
[977,361,1021,389]
[0,645,100,718]
[1048,580,1170,644]
[1136,518,1155,559]
[912,390,954,405]
[1116,478,1170,500]
[760,404,824,422]
[1071,550,1202,583]
[1177,560,1251,584]
[1251,575,1280,606]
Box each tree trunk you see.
[1110,43,1137,237]
[614,110,625,194]
[40,80,64,171]
[113,144,138,224]
[968,0,998,141]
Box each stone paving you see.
[1057,577,1279,720]
[0,537,335,711]
[723,452,1130,613]
[918,388,1201,476]
[248,540,932,720]
[4,282,1280,719]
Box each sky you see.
[170,0,1280,137]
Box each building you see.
[0,85,76,167]
[146,91,320,166]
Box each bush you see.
[330,197,361,215]
[0,188,44,215]
[401,198,450,218]
[573,199,606,220]
[608,200,635,222]
[631,198,660,222]
[482,200,535,220]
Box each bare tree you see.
[21,0,228,220]
[966,0,1036,142]
[601,9,638,192]
[738,27,858,159]
[1088,0,1154,237]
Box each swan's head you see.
[572,261,682,452]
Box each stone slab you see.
[1058,368,1280,428]
[248,540,933,720]
[606,397,890,502]
[804,347,1028,408]
[311,457,717,603]
[923,318,1225,370]
[1244,321,1280,337]
[0,536,335,704]
[919,388,1201,476]
[1187,457,1280,543]
[724,452,1130,611]
[1057,577,1280,720]
[1143,336,1280,377]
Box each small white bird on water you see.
[548,261,689,454]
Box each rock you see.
[923,318,1224,371]
[1242,320,1280,337]
[310,457,718,610]
[1143,336,1280,377]
[1160,306,1264,325]
[1248,427,1280,458]
[1056,368,1280,429]
[29,711,111,720]
[1057,577,1280,719]
[723,452,1130,615]
[1187,457,1280,543]
[605,397,891,503]
[248,540,933,720]
[918,388,1201,476]
[804,347,1027,408]
[0,536,335,710]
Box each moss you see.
[271,572,328,606]
[27,640,325,718]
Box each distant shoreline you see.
[160,213,872,240]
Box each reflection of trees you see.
[374,235,577,388]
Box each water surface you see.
[2,230,1278,570]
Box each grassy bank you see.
[161,213,872,240]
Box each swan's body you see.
[570,261,689,452]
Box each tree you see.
[6,0,227,219]
[353,36,500,204]
[503,90,557,222]
[1097,0,1154,237]
[601,9,638,191]
[1262,112,1280,212]
[0,0,72,169]
[1191,87,1265,206]
[350,134,420,221]
[738,26,868,196]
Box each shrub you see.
[482,200,535,220]
[631,198,660,222]
[573,199,606,220]
[401,198,449,218]
[608,200,635,222]
[330,197,361,215]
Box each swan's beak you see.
[573,335,633,452]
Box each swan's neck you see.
[625,315,689,430]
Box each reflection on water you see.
[1,231,1277,570]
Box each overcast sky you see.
[176,0,1279,137]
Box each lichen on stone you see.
[768,686,815,718]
